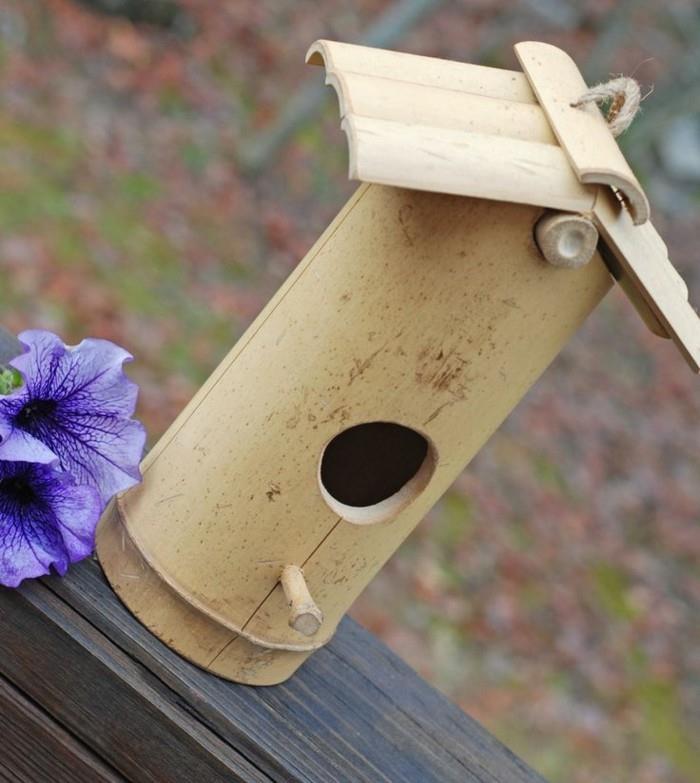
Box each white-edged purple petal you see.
[0,460,101,587]
[49,473,103,562]
[10,330,137,418]
[0,329,146,507]
[0,427,58,464]
[0,415,11,450]
[38,413,146,505]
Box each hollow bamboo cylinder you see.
[97,183,612,684]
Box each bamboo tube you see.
[535,212,599,269]
[97,183,612,684]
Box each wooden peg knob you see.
[280,565,323,637]
[535,212,599,269]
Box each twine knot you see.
[571,77,641,137]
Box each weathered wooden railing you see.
[0,558,545,783]
[0,325,544,782]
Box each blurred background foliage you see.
[0,1,698,781]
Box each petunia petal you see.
[11,331,137,415]
[0,330,146,507]
[0,503,69,587]
[49,478,102,562]
[0,461,101,588]
[41,412,146,506]
[9,330,65,400]
[0,427,58,464]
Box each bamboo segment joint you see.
[280,565,324,637]
[534,211,599,269]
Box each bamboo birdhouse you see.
[97,41,700,685]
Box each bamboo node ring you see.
[534,212,599,269]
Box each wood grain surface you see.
[0,675,125,783]
[0,558,548,782]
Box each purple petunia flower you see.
[0,459,101,587]
[0,330,146,508]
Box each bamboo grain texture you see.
[594,188,700,372]
[308,39,597,213]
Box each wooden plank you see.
[307,39,536,103]
[324,621,546,783]
[344,117,595,212]
[0,579,269,783]
[594,188,700,372]
[0,674,126,783]
[515,41,650,225]
[43,558,548,783]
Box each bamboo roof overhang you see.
[307,39,700,373]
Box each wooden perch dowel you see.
[535,211,599,269]
[281,566,324,637]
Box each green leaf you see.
[0,366,22,395]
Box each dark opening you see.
[319,421,430,508]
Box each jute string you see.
[571,77,641,137]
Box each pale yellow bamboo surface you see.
[343,116,595,213]
[594,188,700,372]
[323,71,556,143]
[515,41,650,225]
[99,184,612,683]
[307,39,597,214]
[307,37,700,361]
[306,40,536,103]
[98,505,309,685]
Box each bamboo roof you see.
[307,39,700,373]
